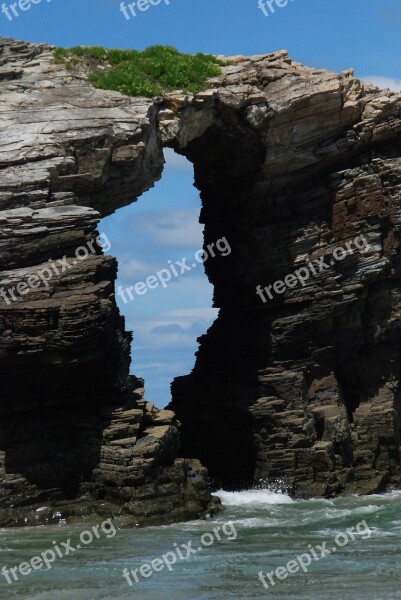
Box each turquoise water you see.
[1,489,401,599]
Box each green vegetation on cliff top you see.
[53,45,226,97]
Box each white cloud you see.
[134,362,185,371]
[117,266,212,299]
[163,307,218,322]
[129,208,204,248]
[118,258,157,279]
[126,306,218,350]
[361,76,401,92]
[164,148,194,172]
[133,307,218,334]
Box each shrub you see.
[53,45,225,97]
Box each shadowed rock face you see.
[167,54,401,497]
[1,38,401,526]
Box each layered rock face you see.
[2,37,401,525]
[0,38,218,525]
[168,53,401,497]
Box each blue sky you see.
[3,0,401,405]
[101,151,215,406]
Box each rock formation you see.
[168,53,401,497]
[0,38,218,526]
[2,37,401,527]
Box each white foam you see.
[215,488,294,507]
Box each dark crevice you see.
[335,364,362,423]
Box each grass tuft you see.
[53,45,226,97]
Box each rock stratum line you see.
[1,37,401,525]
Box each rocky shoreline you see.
[1,37,401,526]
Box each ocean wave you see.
[215,488,294,507]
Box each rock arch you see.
[1,37,401,524]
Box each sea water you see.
[1,489,401,599]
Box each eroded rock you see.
[167,52,401,497]
[0,38,219,526]
[2,36,401,523]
